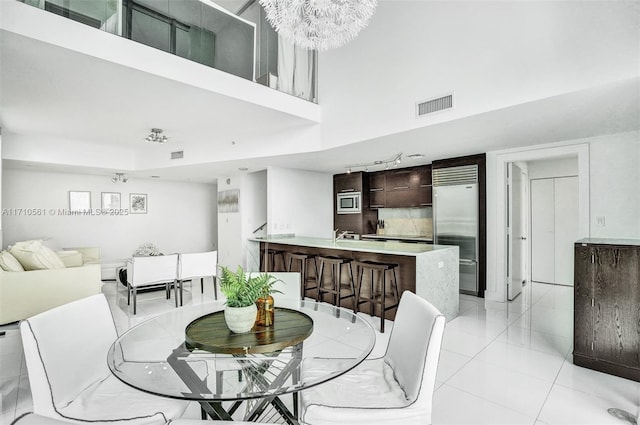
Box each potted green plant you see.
[218,266,279,333]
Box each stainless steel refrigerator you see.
[433,165,479,295]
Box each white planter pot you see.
[224,304,257,333]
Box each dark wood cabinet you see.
[574,240,640,382]
[333,172,376,235]
[367,165,432,209]
[334,173,362,193]
[369,172,386,209]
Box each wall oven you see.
[337,192,362,214]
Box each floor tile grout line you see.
[533,350,573,424]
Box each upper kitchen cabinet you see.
[334,172,362,193]
[372,165,432,208]
[369,171,386,209]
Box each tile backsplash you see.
[377,207,433,238]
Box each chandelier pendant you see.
[259,0,378,51]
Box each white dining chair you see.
[178,251,218,303]
[127,254,179,314]
[299,291,446,425]
[266,272,302,301]
[19,294,189,424]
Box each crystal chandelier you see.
[145,128,168,144]
[259,0,378,51]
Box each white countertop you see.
[249,236,456,256]
[361,234,433,243]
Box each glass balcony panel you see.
[16,0,317,103]
[200,1,255,81]
[167,0,203,65]
[130,7,171,53]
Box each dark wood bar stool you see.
[285,252,318,299]
[316,256,356,311]
[261,248,286,272]
[353,260,400,332]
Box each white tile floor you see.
[1,280,639,424]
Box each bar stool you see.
[285,252,318,299]
[353,260,400,332]
[261,248,286,272]
[316,256,356,311]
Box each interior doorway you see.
[507,162,528,300]
[491,143,589,303]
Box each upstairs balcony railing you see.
[19,0,317,103]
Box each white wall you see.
[527,157,578,180]
[319,1,639,148]
[2,168,217,259]
[216,171,268,270]
[267,167,333,238]
[589,133,640,238]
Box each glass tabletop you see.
[107,299,376,401]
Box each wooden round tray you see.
[185,307,314,354]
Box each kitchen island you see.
[247,236,459,321]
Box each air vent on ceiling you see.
[171,150,184,160]
[416,94,453,117]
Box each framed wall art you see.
[69,191,91,212]
[218,189,239,213]
[101,192,121,210]
[130,193,147,214]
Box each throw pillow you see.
[10,240,66,271]
[0,250,25,272]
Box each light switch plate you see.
[596,216,605,227]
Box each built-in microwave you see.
[337,192,361,214]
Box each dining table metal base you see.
[167,343,302,423]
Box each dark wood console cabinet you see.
[574,239,640,382]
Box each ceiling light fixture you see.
[344,153,402,174]
[145,128,168,144]
[258,0,378,51]
[111,172,128,183]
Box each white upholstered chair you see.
[19,294,189,424]
[266,272,302,301]
[299,291,446,425]
[177,251,218,303]
[127,254,179,314]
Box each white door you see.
[507,163,528,300]
[530,176,579,285]
[554,176,579,286]
[531,179,555,283]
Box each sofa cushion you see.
[56,250,83,268]
[0,250,25,272]
[10,240,66,271]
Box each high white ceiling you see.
[1,1,639,183]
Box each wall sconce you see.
[112,173,128,183]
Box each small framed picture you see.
[130,193,147,214]
[101,192,121,210]
[69,191,91,212]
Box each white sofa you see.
[0,246,102,325]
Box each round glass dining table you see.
[107,299,376,423]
